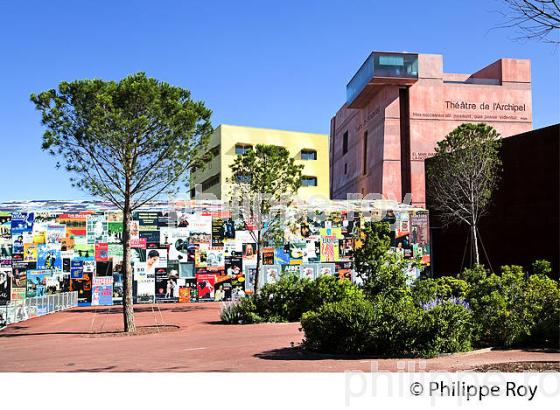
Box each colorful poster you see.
[319,227,343,262]
[37,245,62,272]
[300,264,317,280]
[207,247,224,268]
[86,214,108,244]
[318,263,336,277]
[95,243,109,261]
[186,215,212,243]
[196,273,215,301]
[262,247,275,265]
[11,212,34,234]
[46,224,66,244]
[26,269,52,297]
[0,266,10,304]
[274,247,290,265]
[289,242,305,264]
[107,221,123,243]
[71,272,92,305]
[70,259,84,279]
[23,243,38,262]
[263,265,281,284]
[242,243,256,263]
[155,267,178,300]
[195,243,209,268]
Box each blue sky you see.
[0,0,558,201]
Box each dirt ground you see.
[0,303,558,372]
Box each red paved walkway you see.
[0,303,558,372]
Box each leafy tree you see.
[228,144,303,293]
[426,123,502,265]
[31,73,212,332]
[353,221,419,300]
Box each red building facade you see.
[330,52,532,206]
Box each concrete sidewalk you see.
[0,303,558,372]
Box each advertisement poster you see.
[0,266,10,304]
[185,214,212,243]
[211,217,224,247]
[86,214,108,244]
[23,243,38,262]
[95,243,109,261]
[26,269,52,297]
[318,263,336,277]
[335,261,353,280]
[11,261,27,298]
[207,247,224,268]
[195,243,209,268]
[244,264,257,293]
[107,222,123,243]
[155,267,178,300]
[196,273,215,301]
[263,265,281,284]
[289,242,305,264]
[319,227,343,262]
[70,259,84,279]
[91,277,113,306]
[112,272,123,304]
[179,262,195,278]
[282,264,300,275]
[300,264,317,280]
[262,247,275,265]
[46,224,66,244]
[242,243,256,263]
[71,272,92,305]
[11,212,34,233]
[134,278,155,303]
[274,247,290,265]
[37,245,62,272]
[305,240,320,263]
[82,257,96,273]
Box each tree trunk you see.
[472,224,480,265]
[253,229,261,294]
[122,200,136,333]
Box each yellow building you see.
[190,124,330,200]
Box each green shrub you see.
[522,274,560,347]
[220,297,262,324]
[222,274,364,324]
[417,301,473,357]
[463,263,560,347]
[412,276,469,305]
[301,298,377,354]
[302,295,474,358]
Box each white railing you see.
[0,291,78,329]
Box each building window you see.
[235,144,252,155]
[344,163,347,175]
[301,149,317,160]
[201,173,220,191]
[235,174,251,184]
[362,131,368,175]
[342,131,348,155]
[301,176,318,187]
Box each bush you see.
[220,297,262,324]
[221,274,364,323]
[462,262,560,347]
[417,301,473,357]
[412,276,469,306]
[301,298,377,354]
[522,274,560,347]
[301,296,472,358]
